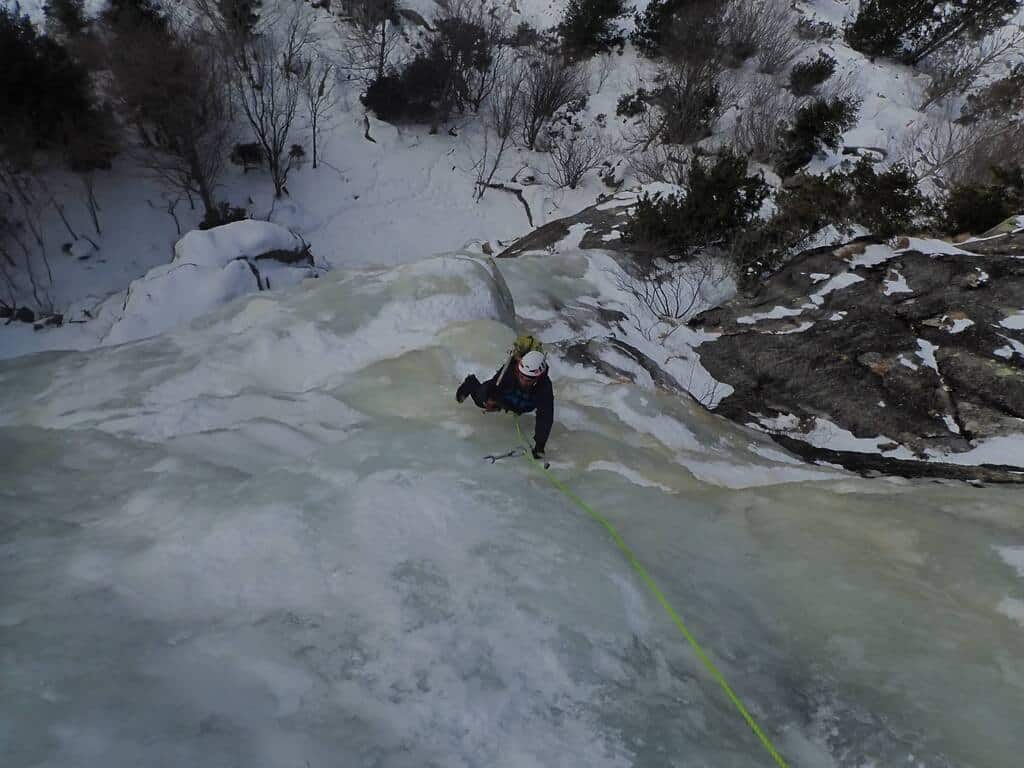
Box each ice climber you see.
[456,339,554,459]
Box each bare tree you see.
[0,163,55,315]
[630,143,692,185]
[66,109,118,237]
[147,195,184,236]
[474,59,524,200]
[610,255,725,341]
[301,51,340,168]
[754,0,804,74]
[336,0,401,83]
[108,15,231,217]
[722,0,764,66]
[900,117,1024,188]
[918,25,1024,111]
[519,54,588,149]
[233,7,315,197]
[438,0,508,113]
[624,59,736,150]
[544,130,609,189]
[732,76,798,162]
[594,51,615,93]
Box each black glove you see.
[532,446,545,460]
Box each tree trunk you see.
[377,20,386,81]
[187,146,217,217]
[82,174,102,236]
[312,113,319,169]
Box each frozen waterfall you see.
[2,252,1023,768]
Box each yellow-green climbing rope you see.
[515,419,790,768]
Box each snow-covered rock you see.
[103,221,317,346]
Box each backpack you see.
[510,334,544,359]
[496,334,545,385]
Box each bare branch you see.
[474,59,524,200]
[731,76,797,163]
[302,50,341,168]
[543,130,610,189]
[519,53,588,150]
[918,25,1024,111]
[609,255,726,341]
[232,6,315,197]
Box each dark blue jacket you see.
[484,364,554,452]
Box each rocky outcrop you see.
[498,195,634,259]
[690,233,1024,481]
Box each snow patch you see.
[737,306,805,324]
[927,436,1024,467]
[850,245,896,268]
[883,271,912,296]
[774,321,815,334]
[994,334,1024,359]
[895,238,976,257]
[752,413,916,459]
[810,272,864,305]
[916,339,939,372]
[999,311,1024,330]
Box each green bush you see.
[43,0,87,38]
[631,0,723,60]
[844,0,1021,64]
[796,18,837,41]
[776,96,860,177]
[623,150,768,260]
[558,0,629,58]
[650,70,722,144]
[941,164,1024,235]
[732,161,928,289]
[0,5,104,160]
[363,15,495,124]
[847,159,927,236]
[615,89,649,118]
[506,21,541,48]
[960,64,1024,123]
[788,52,836,96]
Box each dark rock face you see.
[691,237,1024,481]
[498,198,634,260]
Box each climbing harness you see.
[514,418,790,768]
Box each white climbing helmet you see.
[518,350,547,378]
